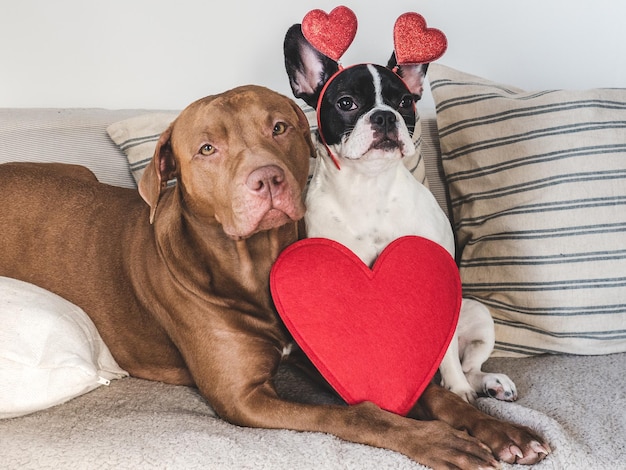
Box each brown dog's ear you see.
[138,124,177,224]
[387,52,429,100]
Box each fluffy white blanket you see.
[1,353,624,469]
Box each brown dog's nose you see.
[246,165,286,196]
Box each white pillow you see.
[0,277,128,419]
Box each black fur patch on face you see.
[318,64,416,146]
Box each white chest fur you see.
[305,155,455,267]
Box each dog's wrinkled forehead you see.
[178,88,264,129]
[171,86,300,152]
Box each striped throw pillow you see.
[107,112,178,184]
[429,64,626,357]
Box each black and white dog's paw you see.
[441,376,479,403]
[454,386,479,404]
[482,373,518,402]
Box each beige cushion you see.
[0,108,144,189]
[429,64,626,357]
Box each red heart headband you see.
[301,6,448,66]
[302,6,448,170]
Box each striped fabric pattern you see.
[107,112,178,184]
[0,108,144,189]
[429,64,626,357]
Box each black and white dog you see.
[284,24,517,403]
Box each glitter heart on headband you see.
[393,13,448,64]
[301,6,358,62]
[300,6,447,65]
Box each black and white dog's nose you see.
[370,110,397,133]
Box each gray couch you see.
[0,107,624,469]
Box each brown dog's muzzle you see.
[222,159,305,239]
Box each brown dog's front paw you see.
[403,420,502,470]
[472,418,551,465]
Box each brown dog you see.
[0,85,549,469]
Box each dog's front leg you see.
[439,330,478,403]
[228,390,502,470]
[178,330,499,470]
[411,383,551,465]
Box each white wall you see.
[2,0,625,110]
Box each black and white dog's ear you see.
[387,52,429,100]
[284,24,340,109]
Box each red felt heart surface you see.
[270,236,461,415]
[394,13,448,64]
[301,6,358,61]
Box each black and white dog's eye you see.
[399,95,414,108]
[337,97,356,111]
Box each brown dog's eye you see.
[273,122,288,136]
[200,144,215,156]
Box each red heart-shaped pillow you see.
[394,13,448,64]
[270,236,461,415]
[302,6,358,61]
